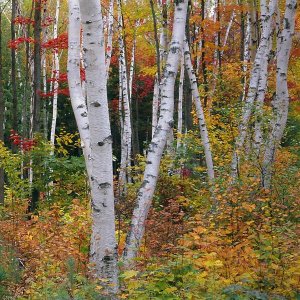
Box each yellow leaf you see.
[123,270,138,280]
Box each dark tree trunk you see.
[29,0,42,213]
[0,10,4,204]
[22,0,34,138]
[201,0,209,107]
[32,0,42,134]
[11,0,18,133]
[217,0,222,72]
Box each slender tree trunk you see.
[201,0,208,107]
[184,37,215,181]
[241,12,251,102]
[177,54,184,150]
[262,0,296,189]
[78,0,118,293]
[50,0,60,152]
[221,11,235,57]
[105,0,114,80]
[253,35,273,153]
[118,0,132,188]
[41,0,48,139]
[32,0,42,134]
[230,0,277,179]
[22,0,34,139]
[11,0,18,132]
[28,0,42,213]
[123,0,188,264]
[68,0,91,177]
[0,9,4,204]
[151,0,161,138]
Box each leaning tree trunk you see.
[183,37,215,181]
[123,0,188,264]
[177,54,184,150]
[230,0,277,179]
[262,0,296,189]
[78,0,118,294]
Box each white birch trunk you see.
[152,76,159,138]
[50,0,60,153]
[253,36,273,153]
[129,36,136,101]
[105,0,114,80]
[78,0,118,293]
[118,0,132,188]
[221,9,235,59]
[177,54,184,150]
[262,0,296,189]
[67,0,91,176]
[123,0,188,263]
[230,0,277,179]
[241,12,251,102]
[183,37,215,181]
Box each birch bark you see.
[230,0,277,179]
[117,0,132,187]
[123,0,188,263]
[50,0,60,152]
[183,37,215,181]
[105,0,114,79]
[262,0,296,188]
[177,54,184,150]
[67,0,91,176]
[78,0,118,293]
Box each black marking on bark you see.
[99,182,111,189]
[81,112,87,117]
[77,104,84,109]
[91,101,101,107]
[103,255,113,262]
[91,200,101,213]
[147,174,156,178]
[146,160,152,164]
[284,18,290,29]
[97,135,113,146]
[91,176,94,181]
[85,20,92,24]
[86,32,91,36]
[102,202,107,208]
[141,180,149,188]
[168,120,174,127]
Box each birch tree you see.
[117,0,132,188]
[177,54,184,150]
[0,5,4,204]
[230,0,277,179]
[183,37,215,181]
[76,0,118,293]
[50,0,60,152]
[123,0,188,263]
[105,0,114,79]
[67,0,91,176]
[262,0,296,189]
